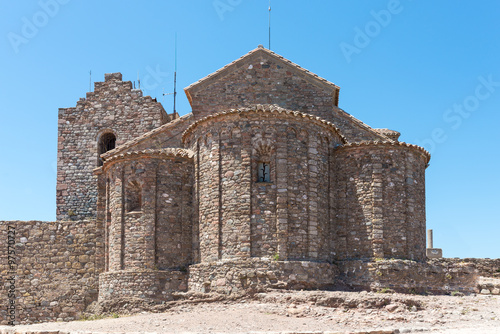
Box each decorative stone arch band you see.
[181,104,348,145]
[334,140,431,165]
[101,148,194,170]
[332,140,430,262]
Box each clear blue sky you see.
[1,1,499,259]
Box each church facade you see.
[57,46,439,302]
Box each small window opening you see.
[126,181,142,212]
[98,132,116,166]
[258,162,270,182]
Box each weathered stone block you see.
[427,248,443,259]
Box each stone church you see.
[54,46,473,304]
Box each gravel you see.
[3,290,500,333]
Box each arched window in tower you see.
[97,132,116,166]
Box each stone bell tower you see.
[56,73,171,221]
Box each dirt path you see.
[3,290,500,333]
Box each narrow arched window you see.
[126,180,142,213]
[97,132,116,166]
[258,162,271,183]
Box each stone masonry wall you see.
[184,106,344,263]
[98,270,187,303]
[100,114,195,158]
[155,158,194,270]
[57,72,170,221]
[437,258,500,278]
[103,150,193,272]
[339,259,477,294]
[188,51,337,121]
[432,259,500,295]
[186,48,385,142]
[332,143,429,262]
[0,220,103,325]
[188,259,339,293]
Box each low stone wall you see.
[338,259,477,294]
[438,258,500,294]
[0,220,103,325]
[98,270,188,303]
[0,219,491,325]
[439,258,500,278]
[188,259,338,293]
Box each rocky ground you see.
[3,289,500,334]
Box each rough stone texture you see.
[101,113,195,158]
[339,259,477,294]
[98,270,187,302]
[101,149,194,272]
[57,73,173,221]
[185,48,340,120]
[333,142,429,262]
[0,220,104,325]
[441,258,500,278]
[3,47,484,325]
[185,47,386,142]
[477,277,500,295]
[426,248,443,258]
[183,106,345,263]
[96,149,194,303]
[436,258,500,295]
[188,258,339,293]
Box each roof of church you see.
[102,148,194,169]
[184,46,340,106]
[374,128,401,136]
[100,47,401,162]
[100,113,194,160]
[336,141,431,164]
[182,104,348,144]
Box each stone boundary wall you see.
[98,270,187,303]
[0,220,103,325]
[438,258,500,295]
[339,259,477,295]
[439,258,500,278]
[188,259,339,293]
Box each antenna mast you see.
[89,70,92,92]
[268,0,271,49]
[173,33,177,115]
[162,34,178,116]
